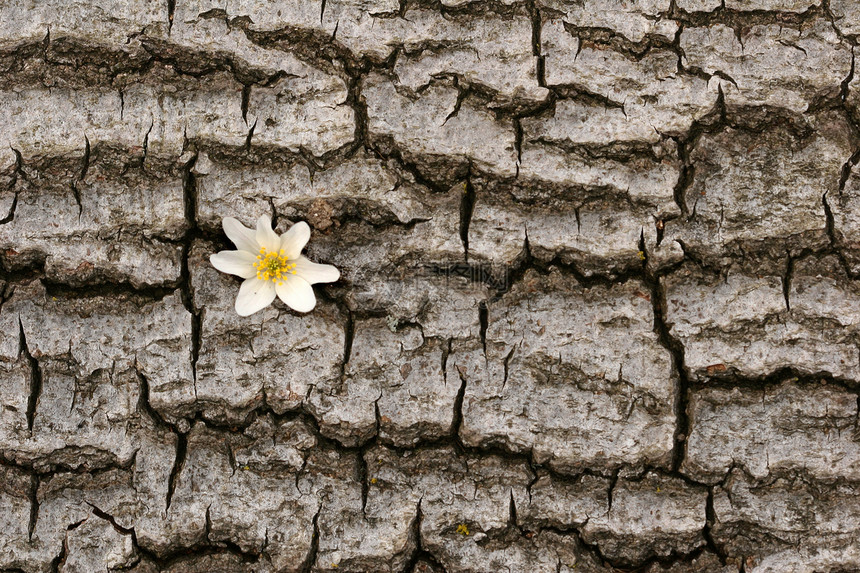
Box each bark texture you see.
[0,0,859,571]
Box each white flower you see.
[210,215,340,316]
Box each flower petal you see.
[235,278,277,316]
[256,214,281,252]
[280,221,311,259]
[275,275,316,313]
[293,256,340,285]
[222,217,259,253]
[210,250,257,278]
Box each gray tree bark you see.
[1,0,859,571]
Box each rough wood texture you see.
[1,0,859,571]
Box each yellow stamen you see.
[253,247,296,283]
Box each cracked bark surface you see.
[1,0,860,572]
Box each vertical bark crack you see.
[167,0,175,32]
[478,300,488,355]
[20,319,42,433]
[840,46,855,104]
[450,369,467,439]
[649,273,693,473]
[27,473,39,542]
[782,254,794,312]
[459,173,477,259]
[179,152,201,387]
[165,432,188,511]
[342,310,355,372]
[299,507,321,573]
[703,486,728,565]
[526,0,545,87]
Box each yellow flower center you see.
[254,247,297,284]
